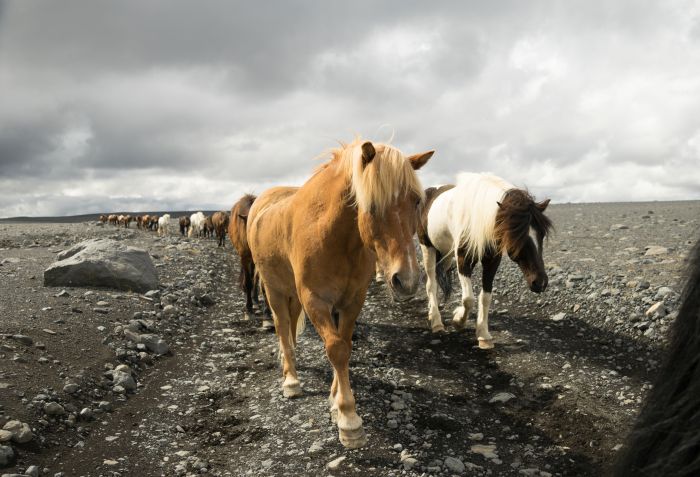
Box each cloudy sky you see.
[1,0,699,217]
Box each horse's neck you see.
[306,166,365,248]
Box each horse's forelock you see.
[332,138,424,214]
[495,189,552,256]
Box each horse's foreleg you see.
[477,253,502,349]
[420,245,444,332]
[302,292,366,449]
[453,249,476,331]
[267,289,302,398]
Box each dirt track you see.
[1,200,699,476]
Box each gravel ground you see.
[0,200,698,477]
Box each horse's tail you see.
[435,250,453,301]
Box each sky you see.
[1,0,700,217]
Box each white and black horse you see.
[418,172,552,349]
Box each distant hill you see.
[0,211,222,224]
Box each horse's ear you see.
[537,199,551,211]
[497,201,503,209]
[361,141,376,168]
[407,150,434,170]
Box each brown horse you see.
[211,211,229,247]
[203,215,215,238]
[136,215,143,229]
[108,214,118,226]
[179,216,191,236]
[148,215,159,231]
[123,214,133,228]
[228,194,272,328]
[248,138,433,448]
[99,215,107,223]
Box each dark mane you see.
[614,235,700,476]
[494,188,552,256]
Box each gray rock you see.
[610,224,629,231]
[25,465,40,477]
[444,456,466,473]
[10,335,33,346]
[551,312,566,322]
[111,370,136,391]
[489,392,516,404]
[44,239,158,293]
[79,407,95,421]
[327,456,346,469]
[44,402,65,416]
[645,245,669,256]
[2,421,33,444]
[0,445,14,467]
[63,383,79,394]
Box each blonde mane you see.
[451,172,513,260]
[330,138,425,214]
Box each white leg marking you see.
[421,245,444,332]
[453,272,475,330]
[476,290,493,349]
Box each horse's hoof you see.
[282,382,302,398]
[451,319,467,331]
[261,319,275,331]
[339,426,367,449]
[430,323,445,333]
[243,312,252,321]
[478,339,494,350]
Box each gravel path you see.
[0,200,698,476]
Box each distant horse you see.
[228,194,271,327]
[179,216,191,236]
[418,173,552,349]
[123,215,133,228]
[99,215,107,224]
[108,214,118,226]
[158,214,171,236]
[204,215,215,239]
[148,215,159,231]
[614,236,700,477]
[248,138,433,448]
[211,211,229,247]
[136,215,144,229]
[189,212,205,238]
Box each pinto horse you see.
[179,216,190,236]
[614,235,700,476]
[248,138,433,448]
[418,172,552,349]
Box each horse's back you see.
[426,186,460,255]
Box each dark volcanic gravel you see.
[0,200,698,477]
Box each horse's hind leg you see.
[420,245,444,332]
[476,253,502,349]
[453,248,476,331]
[267,289,302,398]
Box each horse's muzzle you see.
[390,272,419,299]
[529,275,548,293]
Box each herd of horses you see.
[99,137,698,475]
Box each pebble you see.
[471,444,498,459]
[327,456,346,469]
[489,392,516,404]
[551,312,566,322]
[0,445,14,467]
[44,402,65,416]
[2,421,33,444]
[645,245,669,256]
[444,456,466,473]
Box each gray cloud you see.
[0,0,699,217]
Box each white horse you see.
[418,172,552,349]
[158,214,171,237]
[188,212,205,238]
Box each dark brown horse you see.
[179,216,190,236]
[204,215,215,239]
[228,195,271,328]
[212,211,229,247]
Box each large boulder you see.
[44,239,158,293]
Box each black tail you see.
[435,250,453,301]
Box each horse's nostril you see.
[391,273,403,291]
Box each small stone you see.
[444,456,466,473]
[645,245,668,256]
[55,290,70,297]
[79,407,95,421]
[3,420,33,444]
[308,440,324,453]
[471,444,498,459]
[489,392,516,404]
[645,302,666,318]
[327,456,346,469]
[0,445,15,467]
[44,402,65,416]
[0,430,11,442]
[551,312,566,322]
[111,370,136,391]
[25,465,40,477]
[11,335,33,346]
[610,224,628,231]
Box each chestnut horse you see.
[228,194,272,328]
[211,211,229,247]
[108,214,118,226]
[248,138,433,448]
[419,173,552,348]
